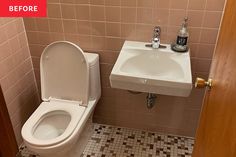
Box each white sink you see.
[109,41,192,97]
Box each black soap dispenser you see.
[171,17,189,52]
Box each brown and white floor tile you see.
[82,124,194,157]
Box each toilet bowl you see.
[21,41,101,157]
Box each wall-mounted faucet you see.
[152,26,161,49]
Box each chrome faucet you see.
[145,26,166,49]
[152,26,161,49]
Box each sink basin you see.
[110,41,192,97]
[120,52,184,80]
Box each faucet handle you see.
[153,26,161,36]
[152,26,161,49]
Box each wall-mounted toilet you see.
[21,41,101,157]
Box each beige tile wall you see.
[0,18,40,145]
[24,0,225,137]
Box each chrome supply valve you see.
[152,26,161,49]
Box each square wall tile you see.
[188,0,207,10]
[121,0,136,7]
[106,22,121,37]
[206,0,226,11]
[47,4,61,18]
[137,0,154,8]
[137,8,153,24]
[77,21,91,35]
[170,0,188,9]
[75,5,90,20]
[105,0,121,6]
[121,7,137,23]
[90,6,105,21]
[35,18,49,32]
[187,10,204,27]
[91,21,106,36]
[63,20,78,34]
[61,4,76,19]
[200,29,219,44]
[49,19,63,33]
[105,7,121,22]
[203,11,222,28]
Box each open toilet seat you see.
[22,98,86,147]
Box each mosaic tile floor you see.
[20,123,194,157]
[19,145,39,157]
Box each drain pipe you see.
[128,91,157,109]
[146,93,157,109]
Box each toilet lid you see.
[40,41,89,105]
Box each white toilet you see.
[21,41,101,157]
